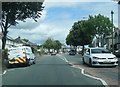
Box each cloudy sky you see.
[7,0,118,45]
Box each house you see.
[114,29,120,50]
[14,36,26,46]
[5,36,16,48]
[104,29,120,50]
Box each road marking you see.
[57,55,69,63]
[57,54,109,87]
[71,65,109,87]
[0,70,7,75]
[3,70,7,75]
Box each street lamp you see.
[111,10,114,52]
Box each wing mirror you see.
[86,52,90,55]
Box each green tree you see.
[54,40,62,53]
[43,38,54,53]
[2,2,44,49]
[66,20,94,55]
[88,14,113,47]
[43,38,62,53]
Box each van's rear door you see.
[8,47,25,59]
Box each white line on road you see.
[0,70,7,75]
[3,70,7,75]
[57,54,109,87]
[71,65,109,87]
[57,54,69,63]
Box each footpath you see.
[64,53,119,86]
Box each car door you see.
[84,49,90,64]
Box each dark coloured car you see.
[69,49,76,55]
[114,49,120,58]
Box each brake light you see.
[23,52,26,54]
[23,56,27,58]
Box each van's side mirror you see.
[86,52,90,55]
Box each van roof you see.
[8,46,31,49]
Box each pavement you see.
[62,53,119,86]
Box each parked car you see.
[114,49,120,58]
[83,47,118,67]
[69,49,76,55]
[51,52,56,55]
[7,46,36,67]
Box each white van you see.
[7,46,36,67]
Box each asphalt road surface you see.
[2,54,105,86]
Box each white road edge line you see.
[3,70,7,75]
[57,54,109,87]
[0,70,7,75]
[71,65,109,87]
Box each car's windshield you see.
[91,49,111,54]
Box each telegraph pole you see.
[111,11,114,53]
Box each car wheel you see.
[82,57,85,64]
[33,61,36,64]
[89,58,92,66]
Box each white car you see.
[83,47,118,67]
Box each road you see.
[2,54,105,86]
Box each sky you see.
[7,0,118,45]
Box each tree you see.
[43,38,54,53]
[2,2,44,49]
[54,40,62,53]
[88,14,113,47]
[66,20,94,55]
[43,38,62,53]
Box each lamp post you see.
[111,10,114,53]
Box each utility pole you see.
[111,11,114,53]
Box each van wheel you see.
[89,59,92,67]
[26,59,31,66]
[28,61,31,66]
[33,61,36,64]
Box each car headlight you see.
[93,57,99,59]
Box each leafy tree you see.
[88,14,113,47]
[1,2,44,49]
[43,38,62,53]
[43,38,54,53]
[66,31,75,46]
[54,40,62,53]
[66,20,94,55]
